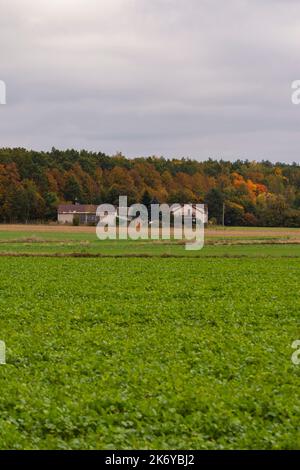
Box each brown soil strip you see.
[0,252,298,259]
[1,224,300,239]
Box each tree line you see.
[0,147,300,226]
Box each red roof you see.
[58,204,98,214]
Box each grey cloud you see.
[0,0,300,161]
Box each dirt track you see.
[0,224,98,234]
[0,224,300,239]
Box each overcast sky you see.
[0,0,300,162]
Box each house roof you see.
[172,204,207,213]
[58,204,98,214]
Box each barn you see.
[57,204,100,225]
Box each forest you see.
[0,147,300,226]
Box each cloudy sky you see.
[0,0,300,162]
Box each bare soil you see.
[0,224,299,239]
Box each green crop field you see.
[0,227,299,449]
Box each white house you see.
[172,204,208,223]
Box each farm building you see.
[57,203,208,225]
[172,204,208,223]
[57,204,100,225]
